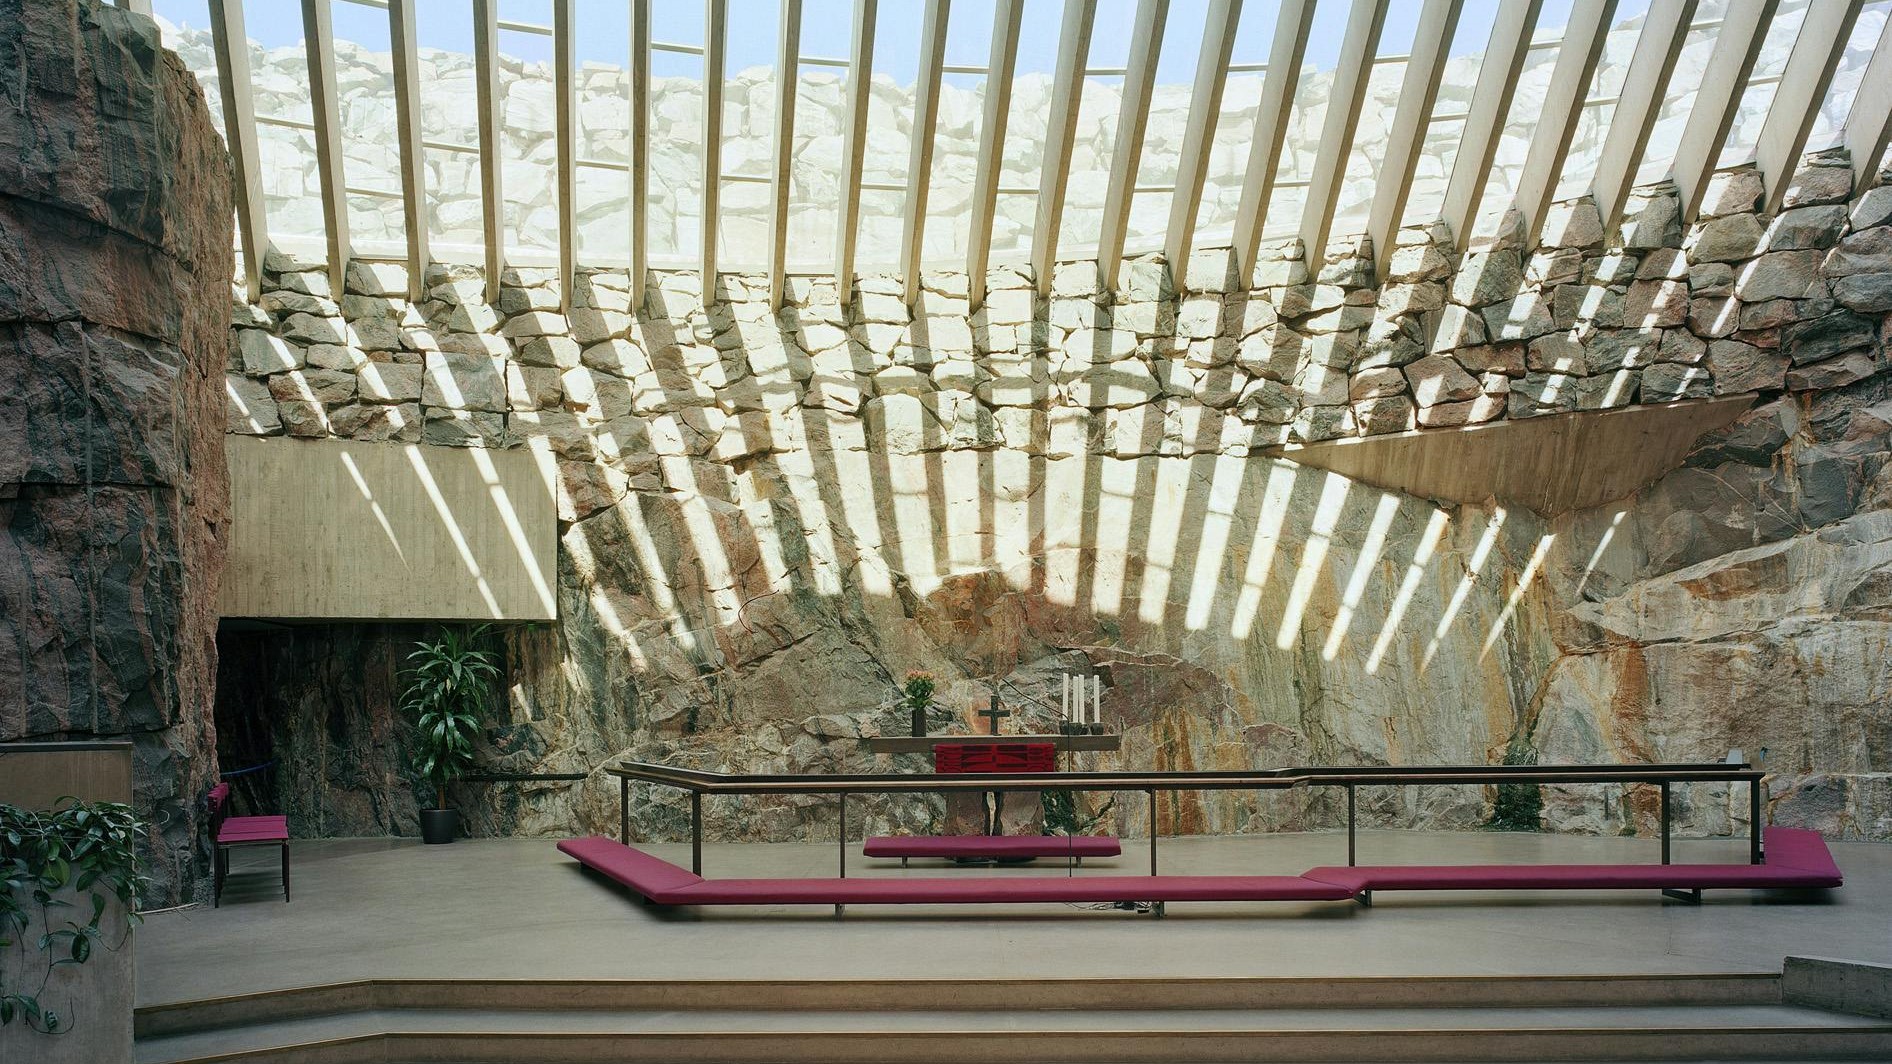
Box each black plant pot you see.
[420,808,459,845]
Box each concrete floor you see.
[139,830,1892,1008]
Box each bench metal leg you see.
[1150,901,1165,918]
[1356,889,1373,908]
[834,904,845,918]
[1662,888,1701,904]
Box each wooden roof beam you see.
[1843,11,1892,194]
[1439,0,1543,256]
[966,0,1025,310]
[301,0,350,296]
[208,0,268,299]
[834,0,878,305]
[1367,0,1465,280]
[1297,0,1391,273]
[1669,0,1777,222]
[1507,0,1618,253]
[472,0,505,302]
[1757,0,1866,215]
[768,0,804,308]
[1029,0,1097,295]
[1161,0,1243,292]
[553,0,577,312]
[1094,0,1170,293]
[702,0,728,296]
[388,0,428,301]
[900,0,952,305]
[629,0,651,309]
[1590,0,1698,238]
[1229,0,1317,286]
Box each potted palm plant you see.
[402,625,497,845]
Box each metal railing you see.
[607,759,1767,878]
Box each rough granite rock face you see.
[0,0,231,906]
[212,136,1892,846]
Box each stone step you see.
[134,972,1785,1038]
[135,1002,1892,1064]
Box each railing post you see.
[691,791,702,875]
[619,774,629,844]
[839,791,848,879]
[1751,776,1764,864]
[1347,783,1357,867]
[1148,789,1158,876]
[1659,781,1671,865]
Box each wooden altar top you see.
[863,733,1121,754]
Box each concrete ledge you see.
[1784,956,1892,1020]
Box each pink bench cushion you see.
[558,836,705,904]
[216,815,289,843]
[1301,828,1842,893]
[560,837,1350,905]
[673,875,1353,905]
[863,835,1122,859]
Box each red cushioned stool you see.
[207,782,290,906]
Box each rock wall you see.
[214,144,1892,845]
[0,0,232,906]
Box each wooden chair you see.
[206,782,290,905]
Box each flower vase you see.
[910,703,927,737]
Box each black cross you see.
[977,701,1011,735]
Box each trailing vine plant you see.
[0,797,144,1034]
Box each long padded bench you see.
[1302,826,1843,897]
[558,827,1840,912]
[863,835,1123,863]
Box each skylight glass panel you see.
[1122,0,1215,255]
[715,0,783,270]
[1554,0,1653,201]
[495,11,558,255]
[1719,0,1810,166]
[1192,0,1278,250]
[853,5,926,266]
[1331,1,1426,237]
[1056,0,1138,257]
[922,0,998,264]
[1401,0,1504,225]
[987,0,1061,263]
[1634,0,1728,185]
[572,4,633,263]
[1467,0,1576,240]
[414,0,485,259]
[1808,1,1891,151]
[785,0,854,271]
[331,2,406,254]
[243,1,324,251]
[1264,0,1352,238]
[647,4,706,264]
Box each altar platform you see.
[139,829,1892,1008]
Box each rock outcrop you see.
[0,0,232,906]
